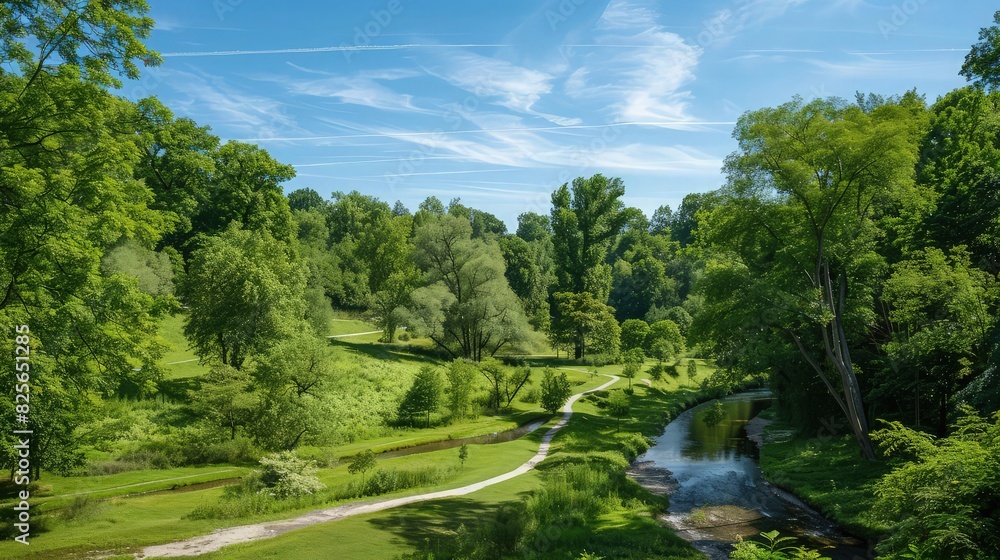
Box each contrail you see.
[240,121,736,143]
[161,44,514,57]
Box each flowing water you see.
[634,390,871,559]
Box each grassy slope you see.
[1,308,720,559]
[194,362,717,560]
[0,368,604,559]
[757,417,891,539]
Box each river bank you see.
[629,392,870,559]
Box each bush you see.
[519,386,541,404]
[729,531,830,559]
[249,452,325,499]
[338,466,453,499]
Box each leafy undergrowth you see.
[758,427,891,539]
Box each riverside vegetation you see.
[2,2,1000,559]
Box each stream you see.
[633,390,871,559]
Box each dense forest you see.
[3,2,1000,559]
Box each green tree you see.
[550,174,633,296]
[645,320,685,367]
[446,359,479,421]
[961,10,1000,91]
[348,449,377,492]
[516,212,552,243]
[133,98,219,247]
[478,358,532,411]
[605,390,631,432]
[499,235,549,328]
[193,141,297,245]
[697,96,926,460]
[191,365,259,441]
[458,444,469,468]
[552,291,620,360]
[622,348,645,390]
[0,0,168,475]
[184,225,307,369]
[540,368,572,414]
[687,359,698,380]
[287,188,326,212]
[871,407,1000,559]
[0,0,160,89]
[916,87,1000,273]
[251,334,337,449]
[409,215,532,360]
[620,319,650,353]
[398,366,444,427]
[882,247,996,436]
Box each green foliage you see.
[620,319,650,352]
[478,358,532,411]
[646,320,685,364]
[882,246,996,434]
[348,449,377,491]
[251,334,338,450]
[702,400,728,427]
[686,359,698,379]
[344,466,452,499]
[871,408,1000,559]
[190,365,258,441]
[183,225,306,369]
[605,390,631,432]
[252,452,325,499]
[458,444,469,468]
[101,240,175,296]
[621,347,644,389]
[409,214,532,360]
[550,174,633,295]
[398,366,444,427]
[553,291,621,360]
[729,531,831,560]
[446,359,479,421]
[697,94,928,460]
[540,368,572,414]
[961,10,1000,91]
[0,0,161,88]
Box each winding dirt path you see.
[137,373,620,558]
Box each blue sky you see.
[137,0,996,228]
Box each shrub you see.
[519,386,541,404]
[729,531,830,559]
[250,451,325,499]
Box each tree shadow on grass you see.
[364,495,525,548]
[327,339,448,367]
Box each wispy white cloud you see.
[164,69,303,139]
[428,51,582,126]
[271,66,442,116]
[567,0,702,127]
[702,0,812,47]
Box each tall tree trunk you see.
[819,263,876,461]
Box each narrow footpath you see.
[137,373,620,558]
